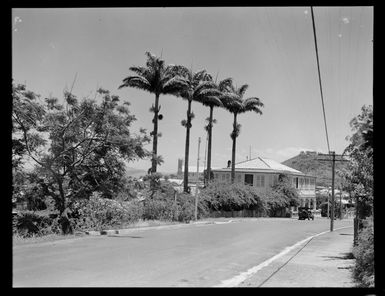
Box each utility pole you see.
[339,185,343,220]
[318,151,348,231]
[195,137,201,221]
[203,132,208,186]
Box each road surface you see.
[13,217,353,287]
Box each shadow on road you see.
[107,235,143,239]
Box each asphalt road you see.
[13,217,353,287]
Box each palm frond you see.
[218,78,233,91]
[145,51,164,71]
[161,78,189,96]
[200,95,223,107]
[243,97,264,108]
[129,66,151,78]
[119,76,151,91]
[193,70,208,82]
[171,65,192,81]
[238,84,249,97]
[240,97,264,114]
[194,81,218,96]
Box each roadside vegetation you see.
[342,105,373,287]
[12,52,374,289]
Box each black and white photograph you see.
[11,6,375,288]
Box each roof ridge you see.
[258,157,272,168]
[235,156,260,165]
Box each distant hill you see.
[281,151,349,188]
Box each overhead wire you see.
[310,7,331,153]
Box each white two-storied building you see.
[211,157,317,210]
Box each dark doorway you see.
[244,174,254,186]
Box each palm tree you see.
[173,66,219,193]
[119,52,187,174]
[221,80,264,183]
[198,77,232,184]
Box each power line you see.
[310,7,331,153]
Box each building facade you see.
[211,157,317,210]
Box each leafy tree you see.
[221,80,263,182]
[343,105,373,220]
[172,66,220,192]
[119,52,187,174]
[265,174,300,217]
[12,83,150,233]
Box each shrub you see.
[352,217,374,287]
[70,193,144,231]
[142,198,177,221]
[198,181,267,214]
[13,211,61,237]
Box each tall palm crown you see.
[221,79,264,182]
[172,66,220,192]
[119,52,187,174]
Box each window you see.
[237,174,242,183]
[222,174,226,181]
[244,174,254,186]
[269,175,273,187]
[255,175,265,187]
[226,174,230,182]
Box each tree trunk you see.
[183,99,192,193]
[57,178,72,235]
[231,112,237,183]
[151,93,160,173]
[207,106,214,183]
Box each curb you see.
[85,220,218,236]
[84,218,241,236]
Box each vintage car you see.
[298,207,314,220]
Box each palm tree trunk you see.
[207,106,214,183]
[231,112,237,183]
[183,99,192,193]
[151,93,160,173]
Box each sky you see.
[12,7,373,174]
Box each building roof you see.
[212,157,307,176]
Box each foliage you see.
[220,79,263,181]
[262,174,299,217]
[352,217,374,287]
[70,193,144,231]
[13,211,61,237]
[198,180,267,213]
[12,83,150,233]
[343,105,373,219]
[119,52,188,173]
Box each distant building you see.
[211,157,317,210]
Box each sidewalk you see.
[239,226,357,287]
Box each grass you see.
[13,232,85,246]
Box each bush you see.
[142,193,197,222]
[142,198,177,221]
[198,181,267,214]
[13,211,61,237]
[352,217,374,287]
[70,193,144,231]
